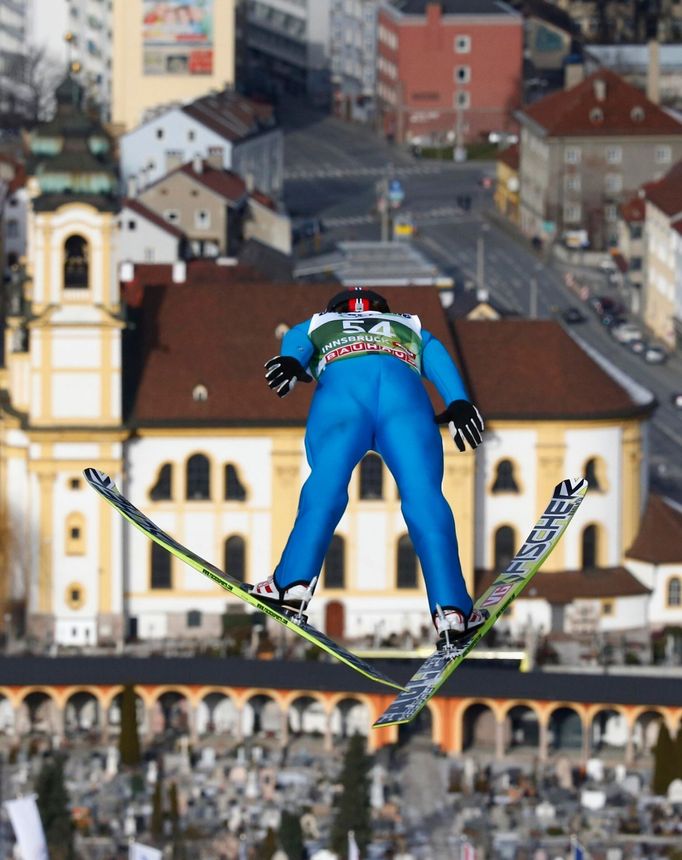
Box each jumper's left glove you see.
[435,399,484,452]
[264,355,312,398]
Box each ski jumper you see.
[272,310,474,617]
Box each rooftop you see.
[518,69,682,138]
[181,88,275,143]
[293,241,453,288]
[644,161,682,219]
[121,273,657,428]
[626,494,682,564]
[389,0,520,17]
[476,566,650,604]
[452,319,656,420]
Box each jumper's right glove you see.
[434,399,484,452]
[264,355,312,398]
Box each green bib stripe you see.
[307,312,424,379]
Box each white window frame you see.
[605,173,623,194]
[195,209,211,230]
[454,34,471,53]
[564,202,582,223]
[655,145,672,164]
[454,65,470,84]
[564,146,581,165]
[564,174,581,192]
[605,204,618,222]
[605,145,622,164]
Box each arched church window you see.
[492,459,520,493]
[494,526,515,572]
[64,235,89,289]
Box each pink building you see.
[377,0,523,145]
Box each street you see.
[281,102,682,504]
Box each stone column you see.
[495,716,506,760]
[538,719,549,762]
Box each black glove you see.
[435,399,484,452]
[264,355,312,398]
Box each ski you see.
[373,477,588,727]
[84,469,405,692]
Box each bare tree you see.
[0,44,64,128]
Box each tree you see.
[0,44,63,129]
[118,683,141,767]
[35,755,75,860]
[279,810,304,859]
[652,721,676,795]
[330,733,372,858]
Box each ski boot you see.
[251,575,317,624]
[433,604,489,651]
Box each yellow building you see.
[112,0,236,132]
[494,144,520,226]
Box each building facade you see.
[111,0,236,132]
[516,70,682,251]
[239,0,332,106]
[64,0,112,118]
[119,89,283,198]
[329,0,378,122]
[377,0,523,146]
[642,162,682,349]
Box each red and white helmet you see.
[326,287,390,313]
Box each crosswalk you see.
[323,206,477,229]
[284,162,465,181]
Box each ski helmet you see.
[326,287,390,313]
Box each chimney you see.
[593,77,607,101]
[564,62,585,90]
[245,172,255,192]
[192,155,203,174]
[172,261,187,283]
[126,175,138,197]
[647,39,660,104]
[426,2,441,27]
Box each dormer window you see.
[590,107,603,124]
[64,235,89,289]
[630,106,645,122]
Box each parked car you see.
[671,392,682,409]
[589,296,625,318]
[561,306,587,324]
[612,323,643,344]
[601,313,628,328]
[643,345,668,364]
[628,339,648,355]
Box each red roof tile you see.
[626,494,682,564]
[181,89,274,143]
[619,195,645,223]
[178,161,247,203]
[475,566,650,603]
[452,319,654,419]
[127,278,455,426]
[122,198,186,238]
[644,160,682,218]
[519,69,682,137]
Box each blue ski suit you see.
[273,309,475,617]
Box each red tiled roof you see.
[619,195,645,223]
[519,69,682,137]
[181,89,274,143]
[452,319,654,420]
[626,494,682,564]
[122,198,186,239]
[475,566,650,603]
[644,160,682,218]
[126,279,455,425]
[497,143,519,171]
[178,161,247,203]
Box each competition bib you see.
[307,312,423,379]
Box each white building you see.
[119,89,283,198]
[329,0,378,122]
[63,0,112,118]
[642,162,682,349]
[0,0,31,119]
[118,199,188,264]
